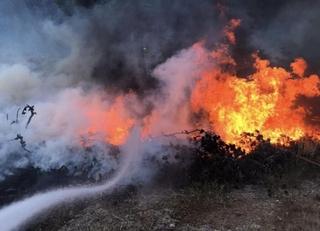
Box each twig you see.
[163,129,205,137]
[296,155,320,168]
[148,128,205,140]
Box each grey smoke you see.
[250,0,320,65]
[59,0,220,91]
[0,127,144,231]
[226,0,320,72]
[0,0,220,181]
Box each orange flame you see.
[291,58,307,77]
[84,95,134,146]
[79,18,320,152]
[224,19,241,45]
[191,47,320,152]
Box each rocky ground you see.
[26,165,320,231]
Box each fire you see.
[84,95,134,146]
[191,45,320,152]
[224,19,241,45]
[291,58,307,77]
[79,18,320,153]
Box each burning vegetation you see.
[75,19,320,155]
[48,17,320,187]
[0,11,319,187]
[4,17,319,179]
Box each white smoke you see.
[0,0,216,181]
[0,1,210,229]
[0,87,119,180]
[0,1,115,180]
[0,65,41,106]
[0,127,144,231]
[143,42,214,135]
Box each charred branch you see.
[22,105,36,128]
[12,134,31,153]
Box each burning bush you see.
[185,130,316,185]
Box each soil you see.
[26,174,320,231]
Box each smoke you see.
[0,127,144,231]
[248,1,320,65]
[0,0,221,93]
[0,0,220,181]
[73,0,220,92]
[0,65,41,106]
[0,124,182,231]
[224,0,320,73]
[142,43,212,135]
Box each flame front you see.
[191,47,320,152]
[78,19,320,152]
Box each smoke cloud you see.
[0,0,220,181]
[0,127,144,231]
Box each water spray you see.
[0,128,142,231]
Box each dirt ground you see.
[27,172,320,231]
